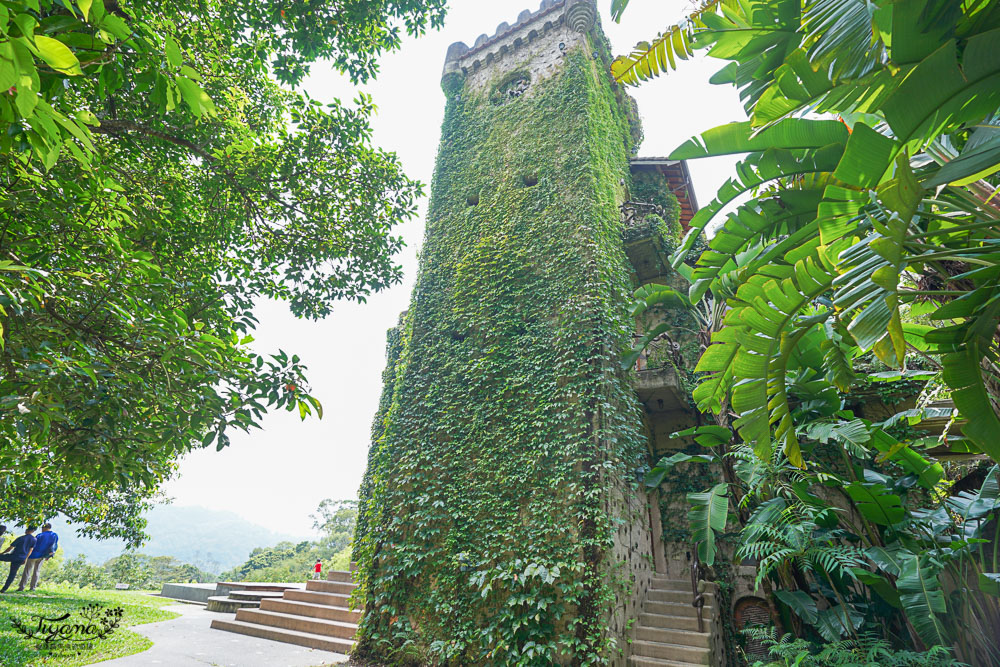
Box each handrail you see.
[690,541,707,633]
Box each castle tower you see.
[353,2,677,663]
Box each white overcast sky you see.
[161,0,747,537]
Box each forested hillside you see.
[51,506,303,573]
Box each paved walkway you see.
[95,601,347,667]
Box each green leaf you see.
[882,32,1000,148]
[897,554,950,646]
[853,568,901,608]
[165,35,182,68]
[671,425,733,448]
[33,35,83,75]
[870,428,944,489]
[687,483,728,566]
[645,452,718,487]
[924,134,1000,187]
[979,572,1000,597]
[816,604,864,641]
[669,119,849,160]
[845,482,905,525]
[831,123,896,189]
[78,0,93,21]
[98,13,130,40]
[175,76,216,118]
[773,589,818,624]
[942,342,1000,462]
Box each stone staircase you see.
[629,575,715,667]
[206,589,287,613]
[210,569,359,655]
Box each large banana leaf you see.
[869,429,945,489]
[803,0,886,81]
[897,553,950,646]
[669,119,849,160]
[687,482,729,566]
[773,589,819,624]
[728,253,838,466]
[686,189,823,301]
[832,153,921,367]
[693,325,741,413]
[941,341,1000,462]
[816,604,865,641]
[753,49,901,126]
[845,482,905,526]
[924,134,1000,187]
[672,146,842,267]
[883,30,1000,149]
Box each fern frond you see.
[611,1,722,86]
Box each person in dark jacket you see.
[18,523,58,592]
[0,527,36,593]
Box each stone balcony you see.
[634,364,687,414]
[632,343,688,414]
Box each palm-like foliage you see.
[616,0,1000,468]
[619,1,1000,659]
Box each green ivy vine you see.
[353,35,657,666]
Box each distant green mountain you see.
[50,505,305,574]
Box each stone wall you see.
[443,1,598,95]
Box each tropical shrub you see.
[616,0,1000,663]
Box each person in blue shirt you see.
[18,523,58,592]
[0,527,36,593]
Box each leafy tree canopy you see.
[0,0,446,544]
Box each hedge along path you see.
[351,19,682,667]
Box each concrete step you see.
[327,570,354,583]
[235,608,358,640]
[211,618,352,655]
[643,601,713,618]
[629,657,708,667]
[306,579,356,595]
[635,626,710,648]
[230,590,287,602]
[284,589,352,607]
[261,598,361,624]
[639,613,704,633]
[632,639,710,664]
[650,579,717,593]
[647,589,715,605]
[219,582,303,592]
[206,596,259,613]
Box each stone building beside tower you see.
[353,2,715,664]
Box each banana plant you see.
[614,0,1000,468]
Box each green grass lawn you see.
[0,584,178,666]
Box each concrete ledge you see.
[159,583,216,605]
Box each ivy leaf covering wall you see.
[352,38,663,665]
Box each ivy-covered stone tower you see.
[354,2,693,664]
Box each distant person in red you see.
[0,526,36,593]
[313,559,322,580]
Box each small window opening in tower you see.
[657,399,664,410]
[523,174,539,187]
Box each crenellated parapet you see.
[441,0,598,93]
